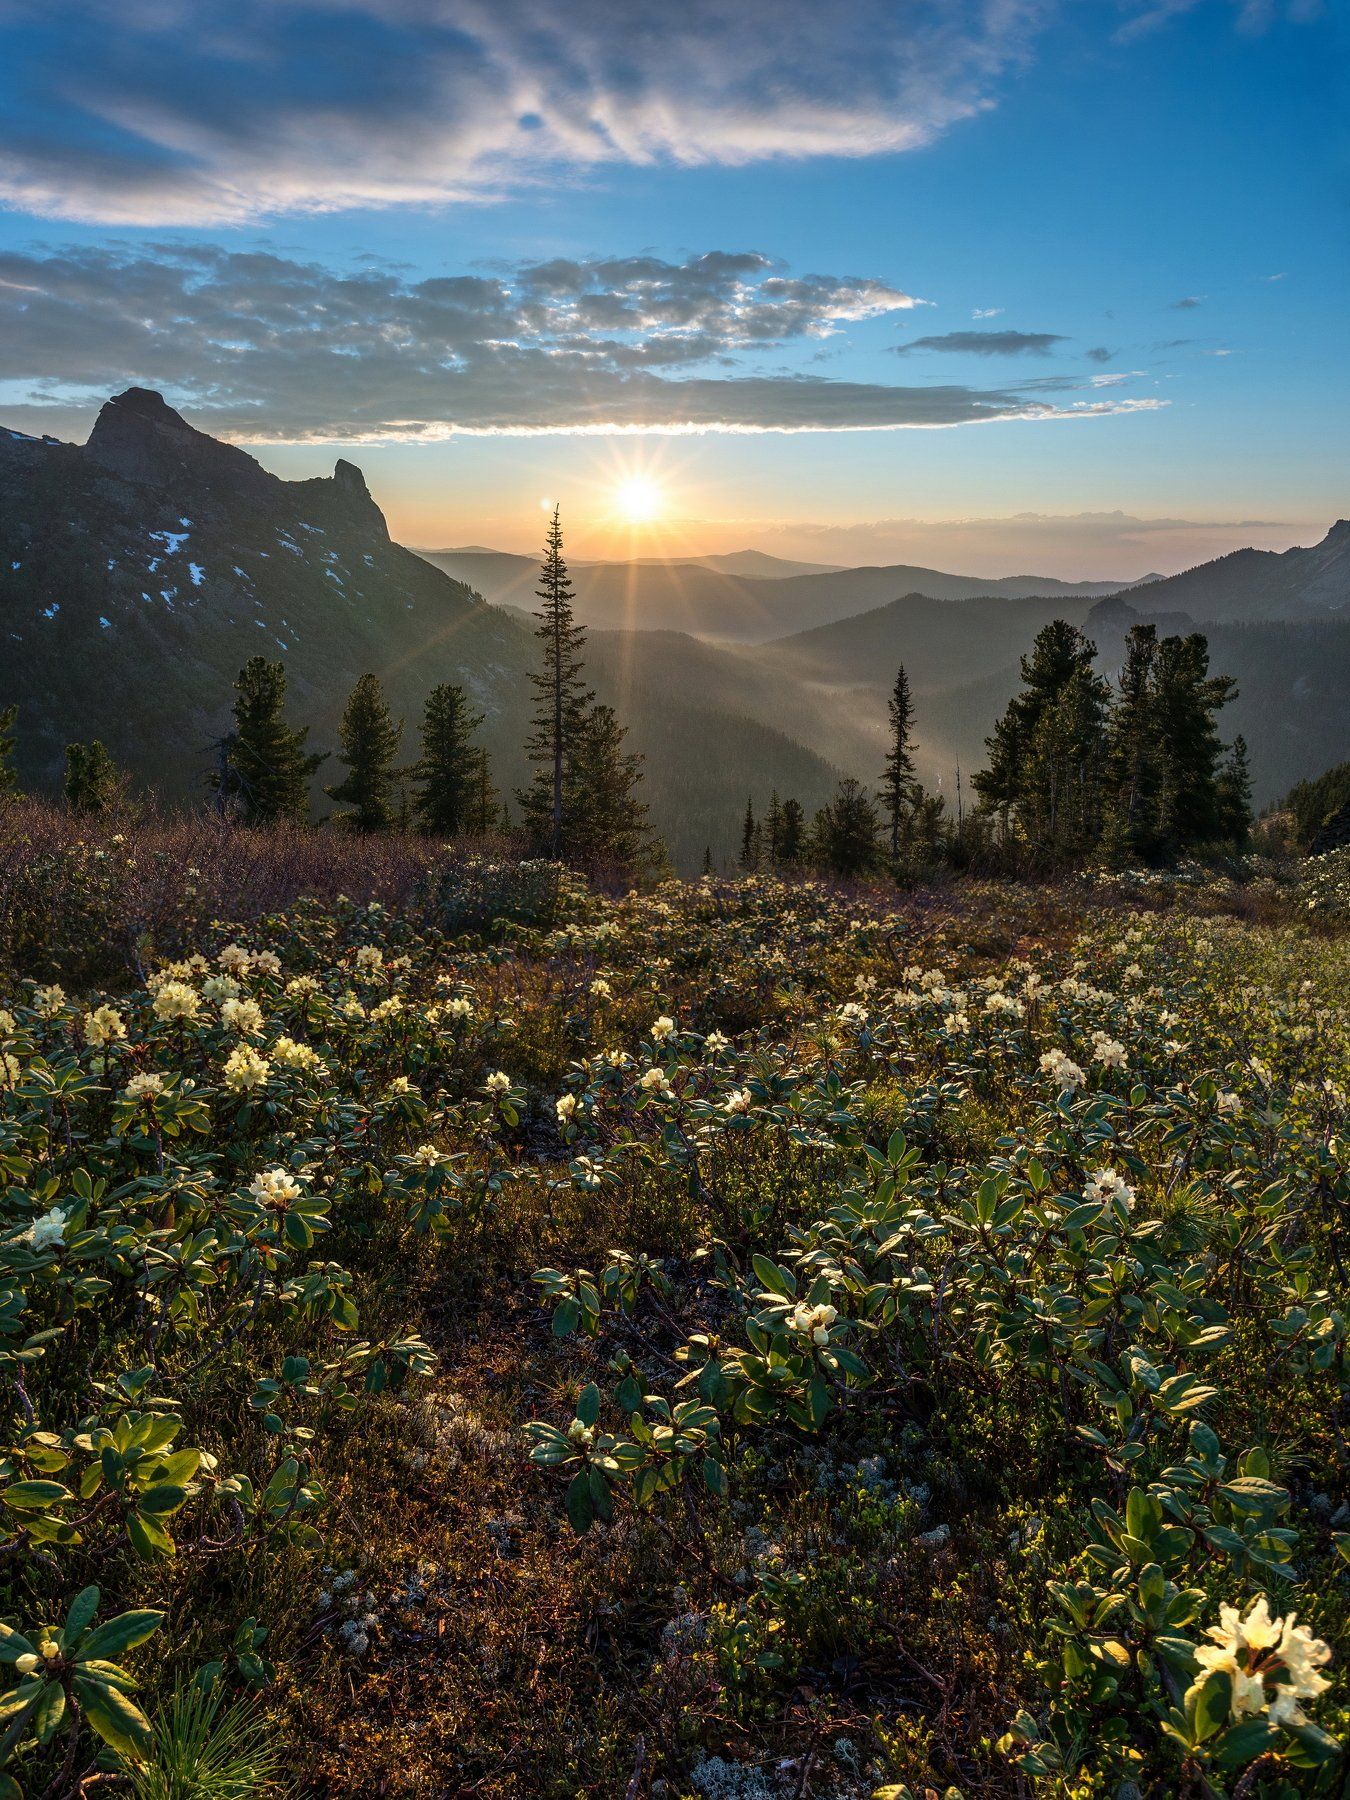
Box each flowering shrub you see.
[0,863,1345,1793]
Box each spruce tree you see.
[973,621,1108,857]
[879,664,920,858]
[765,791,785,865]
[64,741,121,816]
[779,798,806,865]
[812,778,882,878]
[565,704,652,873]
[412,683,489,836]
[326,674,402,832]
[215,657,325,825]
[0,705,18,799]
[1216,734,1253,849]
[1149,633,1236,851]
[517,506,591,858]
[701,845,714,876]
[1104,624,1163,862]
[739,797,756,868]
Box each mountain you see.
[1113,523,1350,623]
[0,390,842,870]
[416,546,1147,642]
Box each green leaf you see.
[80,1609,163,1662]
[564,1471,594,1534]
[0,1623,36,1664]
[2,1480,72,1511]
[575,1384,600,1429]
[73,1676,154,1758]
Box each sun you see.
[611,474,665,525]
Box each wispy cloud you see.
[1115,0,1321,41]
[0,0,1051,225]
[892,329,1067,356]
[1171,294,1206,309]
[972,306,1004,318]
[0,243,1164,439]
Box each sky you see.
[0,0,1346,575]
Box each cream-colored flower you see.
[271,1035,324,1072]
[484,1070,511,1096]
[222,1045,270,1091]
[220,996,265,1037]
[650,1014,675,1042]
[153,980,201,1024]
[33,984,67,1017]
[84,1004,125,1045]
[249,1167,301,1206]
[555,1093,578,1121]
[124,1071,165,1101]
[217,944,252,975]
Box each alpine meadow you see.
[0,5,1347,1799]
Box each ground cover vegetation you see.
[0,832,1345,1797]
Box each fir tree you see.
[812,778,882,878]
[701,845,714,876]
[1104,624,1164,862]
[765,791,785,865]
[64,741,121,816]
[879,664,920,858]
[1149,633,1236,851]
[565,703,652,872]
[214,657,325,826]
[412,683,488,836]
[739,797,756,868]
[1216,733,1253,849]
[779,798,806,866]
[973,621,1109,857]
[517,506,591,858]
[0,705,18,799]
[326,674,403,832]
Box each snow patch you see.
[98,616,111,629]
[41,603,59,619]
[188,563,205,586]
[149,529,190,554]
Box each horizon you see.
[1,2,1345,577]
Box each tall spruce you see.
[214,657,325,826]
[739,797,756,868]
[517,506,591,858]
[1216,733,1253,848]
[765,791,786,865]
[0,705,18,799]
[1149,633,1236,851]
[1104,623,1164,862]
[973,621,1109,857]
[64,741,121,816]
[879,665,920,858]
[779,797,806,865]
[412,683,489,836]
[326,674,403,832]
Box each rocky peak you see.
[84,387,273,498]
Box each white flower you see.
[787,1301,838,1347]
[218,944,252,975]
[1040,1049,1085,1092]
[32,984,66,1018]
[724,1087,752,1114]
[271,1035,323,1073]
[370,996,404,1023]
[0,1052,20,1090]
[23,1207,68,1252]
[252,950,282,978]
[639,1067,672,1096]
[484,1070,511,1096]
[1193,1597,1332,1728]
[250,1167,302,1206]
[123,1071,165,1101]
[1084,1168,1134,1212]
[355,945,384,974]
[704,1031,730,1055]
[1092,1035,1128,1071]
[555,1093,578,1121]
[650,1014,675,1042]
[589,979,612,999]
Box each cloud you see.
[972,306,1004,318]
[0,0,1050,225]
[1115,0,1322,41]
[0,243,1166,440]
[1171,295,1205,309]
[1084,345,1115,362]
[892,330,1068,356]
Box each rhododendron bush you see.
[0,861,1345,1796]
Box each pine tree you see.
[1104,623,1164,862]
[739,797,756,868]
[565,703,652,872]
[412,683,489,836]
[701,845,714,876]
[214,657,325,825]
[0,705,18,799]
[812,778,882,878]
[779,798,805,865]
[64,741,121,816]
[1149,633,1236,851]
[879,665,920,858]
[517,506,592,858]
[326,674,402,832]
[1216,734,1253,849]
[973,621,1109,857]
[765,791,785,865]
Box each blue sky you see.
[0,0,1344,573]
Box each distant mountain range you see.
[416,546,1156,641]
[2,389,1346,867]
